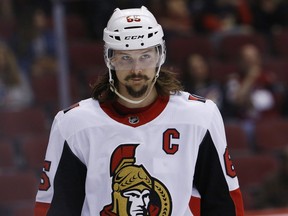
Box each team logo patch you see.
[100,144,172,216]
[128,116,140,124]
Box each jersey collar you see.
[100,96,169,127]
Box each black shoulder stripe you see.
[63,103,80,114]
[193,131,236,215]
[188,94,206,103]
[48,141,87,215]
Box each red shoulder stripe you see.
[188,94,206,103]
[230,188,245,216]
[189,196,200,216]
[34,202,50,216]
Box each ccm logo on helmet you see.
[125,35,144,40]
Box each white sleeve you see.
[35,112,66,204]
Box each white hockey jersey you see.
[34,91,244,216]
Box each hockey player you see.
[34,6,244,216]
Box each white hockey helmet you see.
[103,6,166,69]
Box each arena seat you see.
[0,19,16,40]
[0,171,38,204]
[0,107,48,138]
[233,153,279,209]
[0,139,15,170]
[166,35,215,66]
[254,118,288,152]
[68,41,105,73]
[31,73,80,111]
[209,60,238,84]
[233,153,278,189]
[21,134,49,171]
[273,30,288,57]
[13,203,35,216]
[225,123,250,156]
[47,14,88,41]
[264,58,288,82]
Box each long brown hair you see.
[91,66,184,103]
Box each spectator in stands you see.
[28,8,56,60]
[28,8,58,78]
[0,0,14,20]
[254,146,288,208]
[224,44,280,120]
[0,0,15,42]
[182,54,223,109]
[0,42,33,110]
[10,8,56,76]
[64,0,150,40]
[156,0,193,36]
[223,44,281,149]
[30,55,58,77]
[191,0,253,46]
[250,0,288,34]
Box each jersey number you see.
[163,128,179,154]
[126,15,141,22]
[39,160,51,191]
[224,148,236,178]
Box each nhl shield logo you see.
[128,116,139,124]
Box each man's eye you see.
[122,55,132,61]
[141,54,151,59]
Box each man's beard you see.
[124,74,150,98]
[126,84,148,98]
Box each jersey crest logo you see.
[128,116,140,124]
[100,144,172,216]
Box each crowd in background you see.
[0,0,287,113]
[0,0,288,215]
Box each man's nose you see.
[131,59,143,73]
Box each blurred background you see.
[0,0,288,215]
